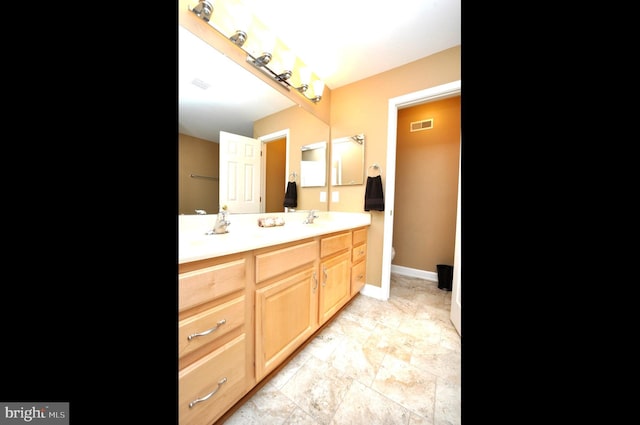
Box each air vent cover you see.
[410,118,433,132]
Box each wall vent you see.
[410,118,433,132]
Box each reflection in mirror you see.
[300,141,327,187]
[179,25,329,214]
[331,133,365,186]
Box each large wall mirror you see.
[331,133,365,186]
[178,25,329,214]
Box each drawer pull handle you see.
[187,319,227,340]
[189,377,227,408]
[322,266,328,287]
[359,249,364,255]
[312,271,318,292]
[357,274,364,280]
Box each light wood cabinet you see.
[318,231,352,325]
[318,250,351,325]
[178,253,254,425]
[178,226,368,424]
[255,267,318,380]
[351,227,367,295]
[254,239,319,381]
[179,334,248,425]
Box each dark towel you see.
[283,181,297,208]
[364,175,384,211]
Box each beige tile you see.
[329,380,412,425]
[224,273,460,425]
[327,336,385,387]
[223,382,298,425]
[282,407,321,425]
[410,349,461,386]
[371,354,438,421]
[434,378,461,425]
[280,357,353,425]
[269,349,314,390]
[300,326,346,362]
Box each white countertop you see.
[179,211,371,264]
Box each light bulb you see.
[299,67,311,85]
[313,80,325,97]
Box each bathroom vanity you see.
[178,211,370,425]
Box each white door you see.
[219,131,262,213]
[450,143,461,335]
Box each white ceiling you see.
[178,0,461,142]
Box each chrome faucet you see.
[303,209,319,224]
[195,209,207,215]
[212,206,231,234]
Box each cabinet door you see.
[351,260,366,296]
[179,334,247,425]
[318,251,351,325]
[255,267,318,381]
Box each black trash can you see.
[437,264,453,291]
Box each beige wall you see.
[329,46,461,287]
[178,133,219,215]
[393,96,460,272]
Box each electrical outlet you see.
[332,191,339,202]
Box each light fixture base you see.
[229,30,247,47]
[253,52,272,67]
[277,70,292,81]
[190,0,213,22]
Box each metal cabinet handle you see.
[322,265,328,287]
[189,377,228,408]
[187,319,226,340]
[312,271,318,292]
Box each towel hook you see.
[368,163,382,177]
[289,171,298,182]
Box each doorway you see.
[379,80,461,308]
[259,129,290,212]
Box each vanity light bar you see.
[189,0,323,104]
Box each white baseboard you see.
[359,284,388,301]
[390,265,438,282]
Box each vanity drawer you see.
[179,258,246,312]
[352,227,367,246]
[179,295,245,359]
[255,240,318,283]
[320,232,351,258]
[179,333,247,425]
[351,260,366,295]
[352,243,367,264]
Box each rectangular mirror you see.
[331,133,365,186]
[300,141,327,187]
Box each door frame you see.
[258,129,290,213]
[364,80,461,302]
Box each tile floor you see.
[223,273,461,425]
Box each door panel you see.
[219,131,262,213]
